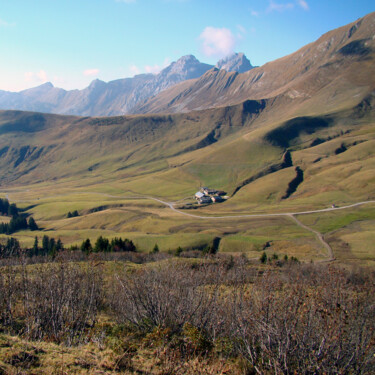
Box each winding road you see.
[145,197,375,261]
[4,189,375,261]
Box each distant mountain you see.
[0,14,374,260]
[133,12,375,115]
[215,52,254,73]
[0,55,218,116]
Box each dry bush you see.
[111,260,223,334]
[1,253,374,373]
[110,260,375,374]
[228,265,375,374]
[0,268,17,329]
[0,260,103,345]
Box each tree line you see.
[79,235,136,253]
[0,234,137,259]
[0,198,38,234]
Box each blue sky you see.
[0,0,374,92]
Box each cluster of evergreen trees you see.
[0,216,38,235]
[67,210,79,218]
[29,235,64,257]
[0,198,17,217]
[0,198,38,234]
[0,234,137,259]
[0,236,63,258]
[0,237,22,258]
[80,236,136,253]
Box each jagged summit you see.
[158,55,213,80]
[88,79,106,90]
[1,11,374,117]
[215,52,253,73]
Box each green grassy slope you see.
[0,92,373,265]
[0,14,374,264]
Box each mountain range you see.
[133,16,375,114]
[0,12,373,191]
[0,53,253,117]
[0,12,374,259]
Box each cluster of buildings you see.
[194,187,227,204]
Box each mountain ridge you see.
[0,53,253,117]
[133,12,375,115]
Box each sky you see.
[0,0,374,92]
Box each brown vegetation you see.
[0,254,374,374]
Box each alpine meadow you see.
[0,4,374,374]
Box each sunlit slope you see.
[0,95,373,264]
[0,99,277,192]
[134,12,375,115]
[0,86,373,206]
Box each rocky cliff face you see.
[215,52,254,73]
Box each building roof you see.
[195,191,205,198]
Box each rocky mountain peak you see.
[20,82,55,96]
[215,52,253,73]
[155,55,214,83]
[88,79,106,90]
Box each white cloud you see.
[162,57,171,68]
[24,70,48,84]
[129,65,141,76]
[199,27,236,58]
[145,64,161,74]
[267,0,309,12]
[83,68,100,76]
[267,1,294,12]
[251,10,260,17]
[53,76,67,87]
[129,58,170,77]
[297,0,309,10]
[37,70,48,82]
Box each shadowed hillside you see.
[0,14,374,263]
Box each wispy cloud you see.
[144,57,170,74]
[24,70,48,84]
[297,0,309,10]
[0,18,15,27]
[267,1,294,12]
[129,65,141,76]
[144,64,162,74]
[199,27,236,58]
[83,68,100,76]
[251,10,260,17]
[267,0,309,12]
[237,25,246,40]
[128,58,170,77]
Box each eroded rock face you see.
[215,52,254,73]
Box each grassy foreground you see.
[0,254,374,374]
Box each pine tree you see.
[81,238,92,254]
[260,252,268,264]
[28,217,38,231]
[32,236,39,256]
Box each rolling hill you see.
[0,13,374,264]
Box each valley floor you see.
[1,183,374,267]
